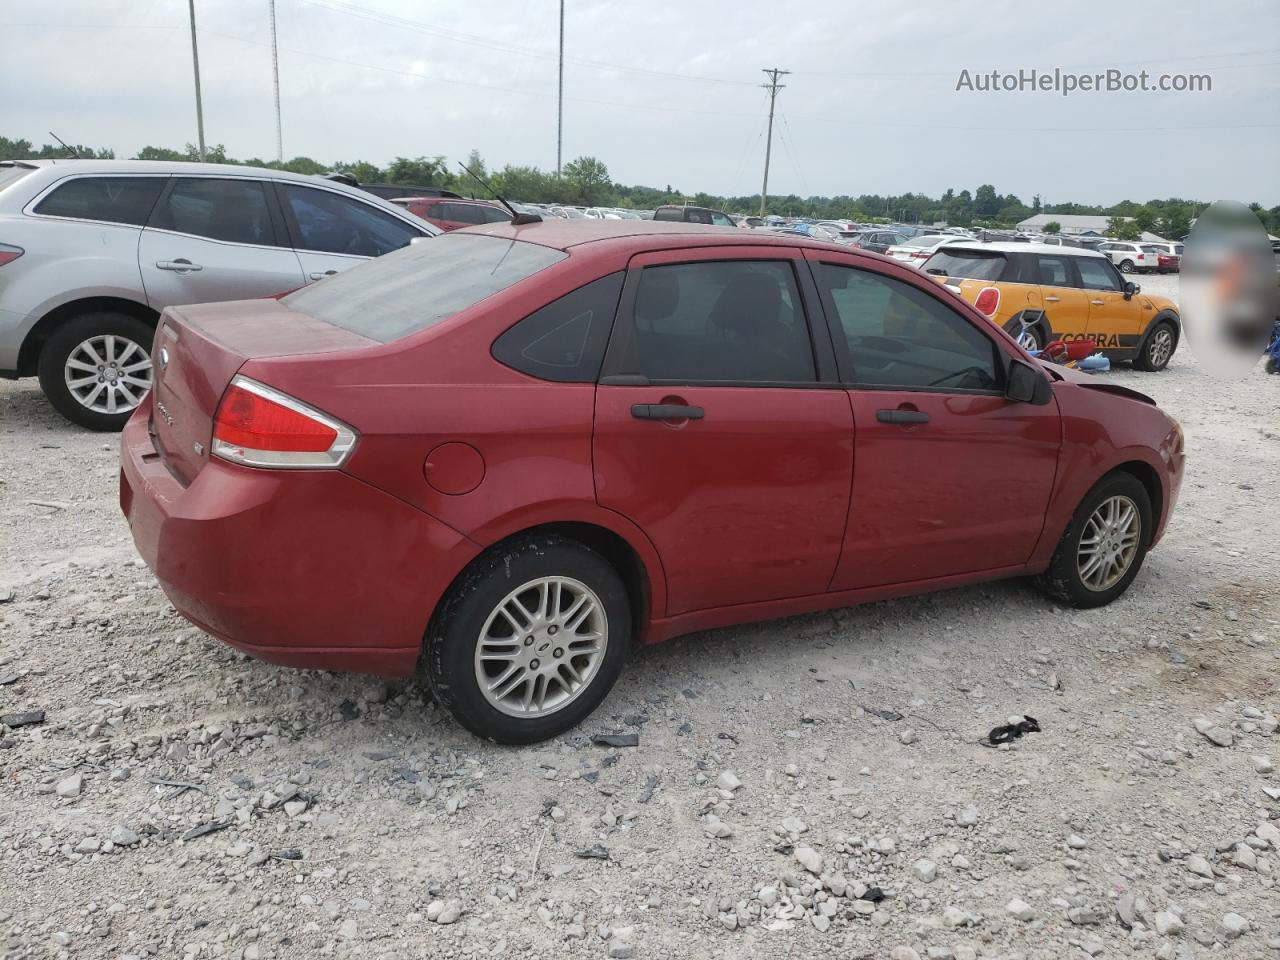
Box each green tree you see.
[1106,216,1141,241]
[562,155,611,205]
[135,145,187,161]
[331,160,384,183]
[974,183,1000,217]
[386,155,451,187]
[1043,221,1062,235]
[1158,205,1192,240]
[1133,206,1158,233]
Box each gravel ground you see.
[2,274,1278,960]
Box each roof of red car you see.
[462,219,846,254]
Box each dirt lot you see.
[2,275,1278,960]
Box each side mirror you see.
[1123,281,1138,299]
[1006,358,1052,405]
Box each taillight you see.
[0,244,24,267]
[212,376,356,468]
[973,286,1001,317]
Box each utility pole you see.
[269,0,282,162]
[556,0,564,176]
[759,68,788,217]
[187,0,206,160]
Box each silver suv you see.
[0,159,438,429]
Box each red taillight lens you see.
[212,377,355,468]
[973,286,1001,317]
[0,244,24,267]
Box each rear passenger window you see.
[151,178,276,245]
[816,264,1000,392]
[625,260,815,383]
[34,176,165,226]
[492,273,623,382]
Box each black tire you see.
[1266,356,1279,375]
[1133,320,1177,372]
[1119,259,1135,274]
[1035,472,1153,609]
[425,534,631,744]
[37,312,155,431]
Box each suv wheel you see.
[1118,259,1136,274]
[1035,472,1152,608]
[425,534,631,744]
[37,312,155,431]
[1133,321,1176,371]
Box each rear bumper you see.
[120,397,477,677]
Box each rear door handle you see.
[631,403,704,421]
[1044,295,1060,302]
[156,259,202,272]
[309,270,338,280]
[877,409,930,425]
[1090,299,1106,305]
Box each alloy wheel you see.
[1017,327,1041,351]
[474,576,608,718]
[64,334,152,415]
[1077,495,1141,592]
[1147,327,1174,369]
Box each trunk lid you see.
[148,298,377,484]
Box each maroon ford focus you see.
[121,220,1184,743]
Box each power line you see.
[759,68,788,216]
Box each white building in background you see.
[1016,213,1168,242]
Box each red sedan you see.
[121,221,1184,743]
[390,196,512,232]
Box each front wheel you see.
[425,535,631,744]
[37,312,155,430]
[1119,259,1135,274]
[1134,321,1176,371]
[1035,472,1153,608]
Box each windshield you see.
[922,248,1009,281]
[282,234,566,343]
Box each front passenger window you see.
[1076,257,1121,291]
[816,263,1000,392]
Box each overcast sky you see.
[4,0,1278,205]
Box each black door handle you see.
[631,403,704,421]
[876,409,930,425]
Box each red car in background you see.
[391,196,512,231]
[120,221,1184,744]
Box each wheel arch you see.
[428,513,665,652]
[18,296,159,377]
[1001,309,1054,346]
[1111,459,1164,538]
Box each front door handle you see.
[156,259,202,272]
[1090,299,1106,306]
[1044,295,1060,302]
[877,409,930,425]
[309,270,338,280]
[631,403,704,421]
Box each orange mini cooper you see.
[921,241,1181,370]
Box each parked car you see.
[1098,241,1157,274]
[1038,235,1085,248]
[0,159,437,429]
[120,219,1184,743]
[320,173,461,202]
[777,222,840,242]
[583,207,623,220]
[848,229,909,254]
[391,196,511,231]
[921,241,1181,369]
[885,234,956,265]
[548,206,586,219]
[652,204,736,227]
[1143,242,1183,273]
[739,216,766,229]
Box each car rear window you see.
[33,176,167,226]
[922,248,1009,281]
[282,233,567,343]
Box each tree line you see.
[4,134,1277,238]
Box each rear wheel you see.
[1035,472,1152,608]
[37,312,154,430]
[1119,259,1136,274]
[1134,321,1176,371]
[425,534,631,744]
